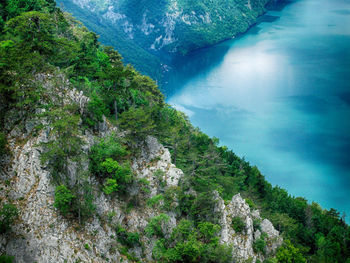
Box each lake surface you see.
[164,0,350,219]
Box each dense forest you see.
[0,0,349,262]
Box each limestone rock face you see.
[216,193,283,262]
[132,136,183,195]
[0,125,181,262]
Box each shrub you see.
[147,194,164,208]
[154,169,166,188]
[253,219,261,231]
[0,254,14,263]
[0,203,18,234]
[163,187,179,212]
[253,233,267,255]
[116,225,140,248]
[276,240,306,263]
[197,222,221,243]
[138,178,151,194]
[84,243,91,251]
[245,198,257,209]
[100,158,133,194]
[231,216,246,233]
[89,135,128,177]
[153,219,232,263]
[145,213,170,238]
[54,185,75,216]
[0,132,6,156]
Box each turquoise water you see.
[164,0,350,218]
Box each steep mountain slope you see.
[56,0,275,78]
[0,81,281,262]
[0,1,349,263]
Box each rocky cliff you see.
[0,74,282,262]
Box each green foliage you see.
[253,233,267,255]
[85,92,109,127]
[197,222,221,243]
[188,192,220,225]
[116,225,141,248]
[231,216,246,233]
[253,218,261,231]
[0,254,14,263]
[89,135,133,196]
[147,194,164,208]
[276,240,307,263]
[54,185,76,216]
[163,187,179,212]
[40,105,84,183]
[245,198,257,209]
[0,132,6,156]
[145,213,170,238]
[84,243,91,251]
[152,219,232,263]
[100,158,133,194]
[119,106,156,143]
[0,203,18,234]
[54,183,95,222]
[89,134,128,176]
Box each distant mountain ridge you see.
[57,0,275,78]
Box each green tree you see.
[119,106,156,143]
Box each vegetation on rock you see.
[0,0,349,262]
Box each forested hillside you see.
[0,1,349,262]
[56,0,275,78]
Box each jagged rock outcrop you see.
[216,192,283,262]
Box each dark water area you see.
[164,0,350,220]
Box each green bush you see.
[276,240,306,263]
[253,219,261,231]
[163,187,179,212]
[0,132,7,156]
[152,219,232,263]
[116,225,140,248]
[0,203,18,234]
[0,254,14,263]
[231,216,246,233]
[100,158,133,195]
[84,243,91,251]
[89,135,128,177]
[54,185,75,216]
[145,213,170,238]
[197,222,221,243]
[146,194,164,208]
[253,233,267,255]
[245,198,257,209]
